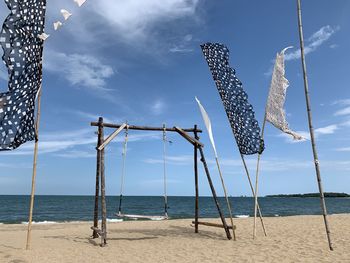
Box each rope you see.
[117,125,128,215]
[163,124,168,218]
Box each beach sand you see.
[0,214,349,263]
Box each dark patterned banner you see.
[201,43,264,155]
[0,0,46,150]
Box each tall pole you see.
[92,117,103,238]
[253,114,267,239]
[297,0,333,251]
[239,153,267,236]
[214,157,236,240]
[194,125,199,233]
[26,88,43,250]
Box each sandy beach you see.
[0,214,349,263]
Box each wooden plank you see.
[91,122,202,133]
[97,123,127,151]
[174,126,204,147]
[192,221,236,230]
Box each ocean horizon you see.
[1,195,349,224]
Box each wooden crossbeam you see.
[91,122,202,133]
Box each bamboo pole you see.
[253,114,267,239]
[240,154,267,237]
[296,0,333,251]
[25,87,42,250]
[214,157,236,240]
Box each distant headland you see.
[265,192,350,198]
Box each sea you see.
[0,195,349,224]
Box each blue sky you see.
[0,0,349,196]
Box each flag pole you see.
[214,156,236,240]
[296,0,333,251]
[239,152,267,237]
[25,86,43,250]
[253,113,267,239]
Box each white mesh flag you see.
[195,97,218,157]
[266,47,304,140]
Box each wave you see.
[21,221,58,225]
[106,218,123,223]
[235,215,249,218]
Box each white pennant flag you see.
[266,47,304,140]
[74,0,87,7]
[195,97,218,157]
[53,21,63,31]
[61,9,72,21]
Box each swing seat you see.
[116,212,168,221]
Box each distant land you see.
[265,192,350,198]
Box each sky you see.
[0,0,349,197]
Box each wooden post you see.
[198,146,232,240]
[297,0,333,251]
[92,117,103,238]
[25,88,42,250]
[100,122,107,246]
[194,125,199,233]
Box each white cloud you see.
[92,0,199,41]
[315,125,338,135]
[66,109,118,124]
[44,50,114,91]
[334,107,350,116]
[216,157,350,172]
[151,99,166,115]
[329,44,338,49]
[55,150,96,158]
[284,25,339,61]
[169,47,194,53]
[169,34,194,53]
[335,147,350,152]
[144,154,193,165]
[278,125,338,144]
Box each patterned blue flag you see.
[0,0,47,150]
[201,43,264,155]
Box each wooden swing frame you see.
[90,117,234,247]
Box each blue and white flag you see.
[0,0,47,150]
[201,43,264,155]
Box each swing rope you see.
[117,125,129,216]
[116,124,169,220]
[163,124,168,218]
